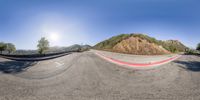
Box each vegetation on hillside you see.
[161,40,188,53]
[94,33,188,53]
[94,34,131,50]
[94,34,159,49]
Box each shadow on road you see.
[174,61,200,72]
[0,61,37,74]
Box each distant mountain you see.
[65,44,91,52]
[94,33,188,55]
[13,50,37,55]
[81,45,92,51]
[12,44,92,55]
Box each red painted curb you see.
[95,53,181,67]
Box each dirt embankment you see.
[94,33,188,55]
[113,37,170,55]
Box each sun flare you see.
[49,33,60,42]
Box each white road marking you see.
[55,62,64,67]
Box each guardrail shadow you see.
[174,61,200,72]
[0,61,37,74]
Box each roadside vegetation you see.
[197,43,200,51]
[94,34,159,50]
[185,49,199,55]
[37,37,50,54]
[184,43,200,55]
[0,37,91,57]
[0,42,16,54]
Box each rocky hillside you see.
[161,40,188,52]
[94,34,188,55]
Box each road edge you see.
[95,52,181,69]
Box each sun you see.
[49,33,60,42]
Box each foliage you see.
[6,43,16,54]
[4,44,91,56]
[0,42,16,54]
[169,45,177,53]
[197,43,200,51]
[94,34,161,50]
[161,40,188,53]
[37,37,49,54]
[185,49,199,55]
[0,42,6,54]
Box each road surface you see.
[92,49,178,63]
[0,51,200,100]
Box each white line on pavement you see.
[55,62,64,67]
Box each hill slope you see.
[161,40,188,52]
[94,34,188,55]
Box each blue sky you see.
[0,0,199,49]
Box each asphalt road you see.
[0,52,200,100]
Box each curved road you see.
[0,52,200,100]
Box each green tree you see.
[197,43,200,51]
[37,37,49,54]
[5,43,16,54]
[0,42,6,54]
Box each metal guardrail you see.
[0,52,72,61]
[0,51,75,58]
